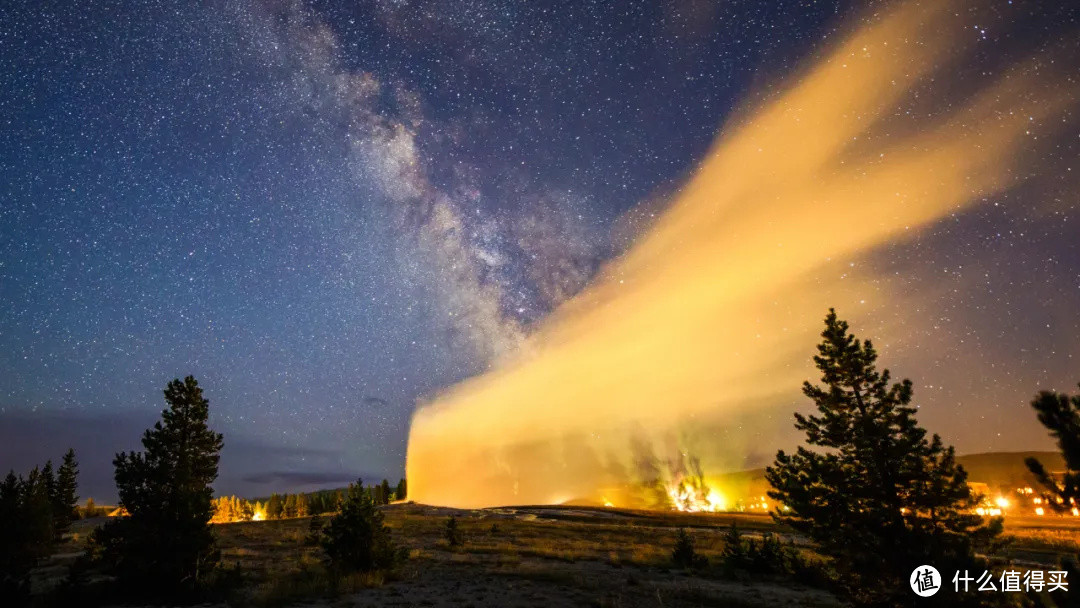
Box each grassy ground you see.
[199,505,835,607]
[36,504,1080,607]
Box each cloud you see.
[239,470,364,486]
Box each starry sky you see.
[1,0,1078,503]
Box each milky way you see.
[0,0,1077,501]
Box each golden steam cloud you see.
[406,0,1075,508]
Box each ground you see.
[39,504,1080,607]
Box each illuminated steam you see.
[406,0,1077,508]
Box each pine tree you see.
[284,494,297,518]
[96,376,224,595]
[267,493,283,519]
[379,479,392,505]
[444,516,463,547]
[305,514,323,546]
[1025,384,1080,510]
[54,449,79,537]
[309,493,324,514]
[296,493,309,517]
[671,528,706,569]
[0,471,30,599]
[240,497,254,520]
[395,478,407,501]
[22,467,55,558]
[765,310,999,607]
[321,479,401,573]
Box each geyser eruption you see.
[406,0,1075,509]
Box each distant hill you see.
[954,451,1064,491]
[711,451,1064,500]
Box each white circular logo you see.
[910,565,942,597]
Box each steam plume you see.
[406,0,1076,508]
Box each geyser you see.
[406,0,1075,508]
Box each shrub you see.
[445,516,464,547]
[720,522,826,585]
[321,479,403,574]
[671,528,707,570]
[305,515,323,546]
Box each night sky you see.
[2,0,1078,503]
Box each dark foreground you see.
[35,503,1080,607]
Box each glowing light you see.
[1071,507,1078,517]
[667,482,726,513]
[1035,507,1045,516]
[995,497,1010,510]
[706,489,726,512]
[404,0,1078,509]
[602,498,615,508]
[252,507,266,521]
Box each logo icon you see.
[911,565,941,597]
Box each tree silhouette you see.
[444,516,463,547]
[1025,384,1080,510]
[54,449,79,537]
[96,376,224,595]
[267,493,283,519]
[671,528,705,569]
[1,450,80,601]
[321,478,401,573]
[766,310,1000,606]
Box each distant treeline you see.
[214,478,407,523]
[1,449,80,598]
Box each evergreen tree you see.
[395,478,407,501]
[296,493,309,517]
[54,449,79,536]
[85,497,97,518]
[0,471,30,599]
[284,493,297,518]
[305,514,323,546]
[240,496,253,520]
[321,479,401,573]
[22,467,55,558]
[1025,384,1080,510]
[267,493,283,519]
[96,376,224,595]
[671,528,706,570]
[765,310,999,607]
[379,479,392,505]
[719,522,750,571]
[41,460,57,512]
[444,516,463,547]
